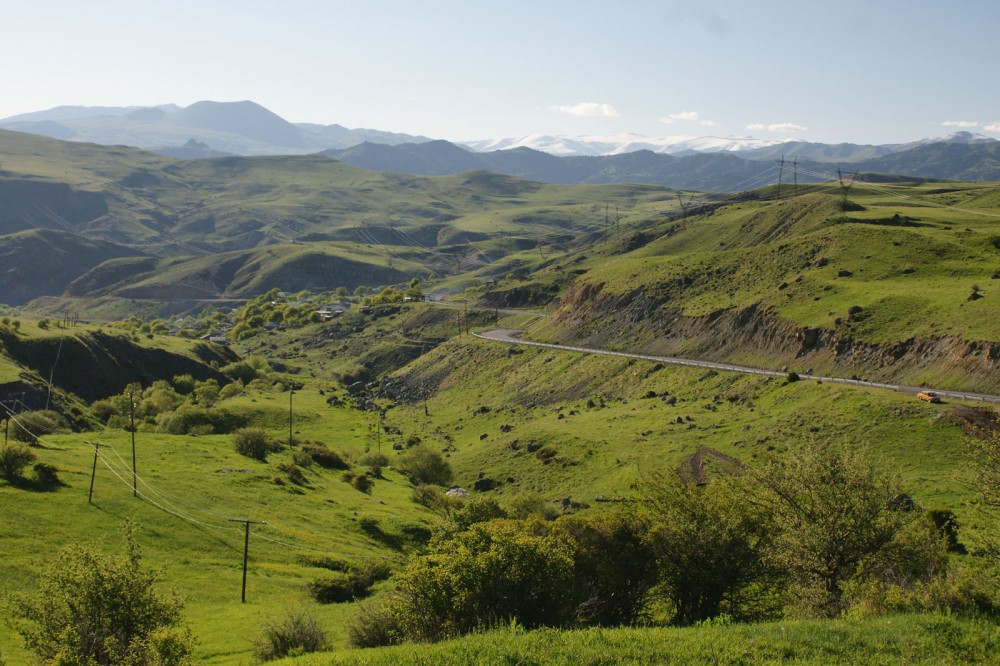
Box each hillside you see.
[514,183,1000,392]
[0,130,679,307]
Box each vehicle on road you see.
[917,390,942,403]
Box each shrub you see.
[254,607,328,662]
[352,474,374,494]
[279,463,308,486]
[643,473,777,625]
[752,446,915,617]
[387,519,576,641]
[157,406,245,435]
[301,442,349,470]
[9,524,192,665]
[233,428,274,461]
[308,571,374,604]
[9,410,69,444]
[31,462,61,487]
[346,599,404,648]
[0,443,37,481]
[399,447,452,486]
[412,483,449,510]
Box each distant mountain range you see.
[0,101,430,156]
[2,101,999,187]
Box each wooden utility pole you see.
[229,518,266,603]
[88,442,99,504]
[130,389,137,497]
[288,390,295,449]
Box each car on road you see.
[917,390,941,403]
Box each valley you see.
[0,131,998,664]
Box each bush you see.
[301,442,349,470]
[233,428,274,461]
[643,473,777,625]
[346,599,403,648]
[387,519,576,641]
[412,483,450,510]
[279,463,308,486]
[399,447,452,486]
[254,607,328,662]
[352,474,374,494]
[31,462,61,487]
[157,406,245,435]
[9,524,192,665]
[9,410,69,444]
[0,443,37,481]
[308,571,374,604]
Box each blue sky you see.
[4,0,998,144]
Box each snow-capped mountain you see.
[462,133,783,157]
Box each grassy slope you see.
[559,183,1000,344]
[0,389,437,664]
[279,614,999,665]
[1,306,997,663]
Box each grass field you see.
[273,613,999,665]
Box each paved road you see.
[474,329,1000,405]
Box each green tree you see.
[387,519,575,641]
[751,445,915,616]
[399,447,452,486]
[9,524,193,665]
[643,473,777,625]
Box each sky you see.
[3,0,999,145]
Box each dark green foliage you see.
[31,462,61,488]
[8,410,69,444]
[399,446,452,486]
[752,446,915,617]
[279,463,308,486]
[8,524,192,665]
[301,442,349,469]
[643,474,778,625]
[927,509,964,552]
[308,570,375,604]
[411,483,451,510]
[386,519,576,642]
[554,511,660,626]
[253,607,328,662]
[233,427,274,461]
[156,406,246,435]
[346,599,404,648]
[0,443,36,481]
[352,474,374,494]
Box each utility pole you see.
[88,442,99,504]
[229,519,266,603]
[130,389,137,497]
[776,155,785,196]
[288,390,295,449]
[793,157,799,197]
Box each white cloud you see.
[747,122,808,133]
[984,122,1000,133]
[553,102,620,118]
[942,120,979,128]
[661,110,700,123]
[661,110,719,127]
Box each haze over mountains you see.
[3,100,1000,189]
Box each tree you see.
[751,445,915,616]
[9,524,193,665]
[399,447,452,486]
[386,519,575,641]
[642,473,777,625]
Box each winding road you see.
[473,329,1000,404]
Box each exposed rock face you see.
[549,282,1000,392]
